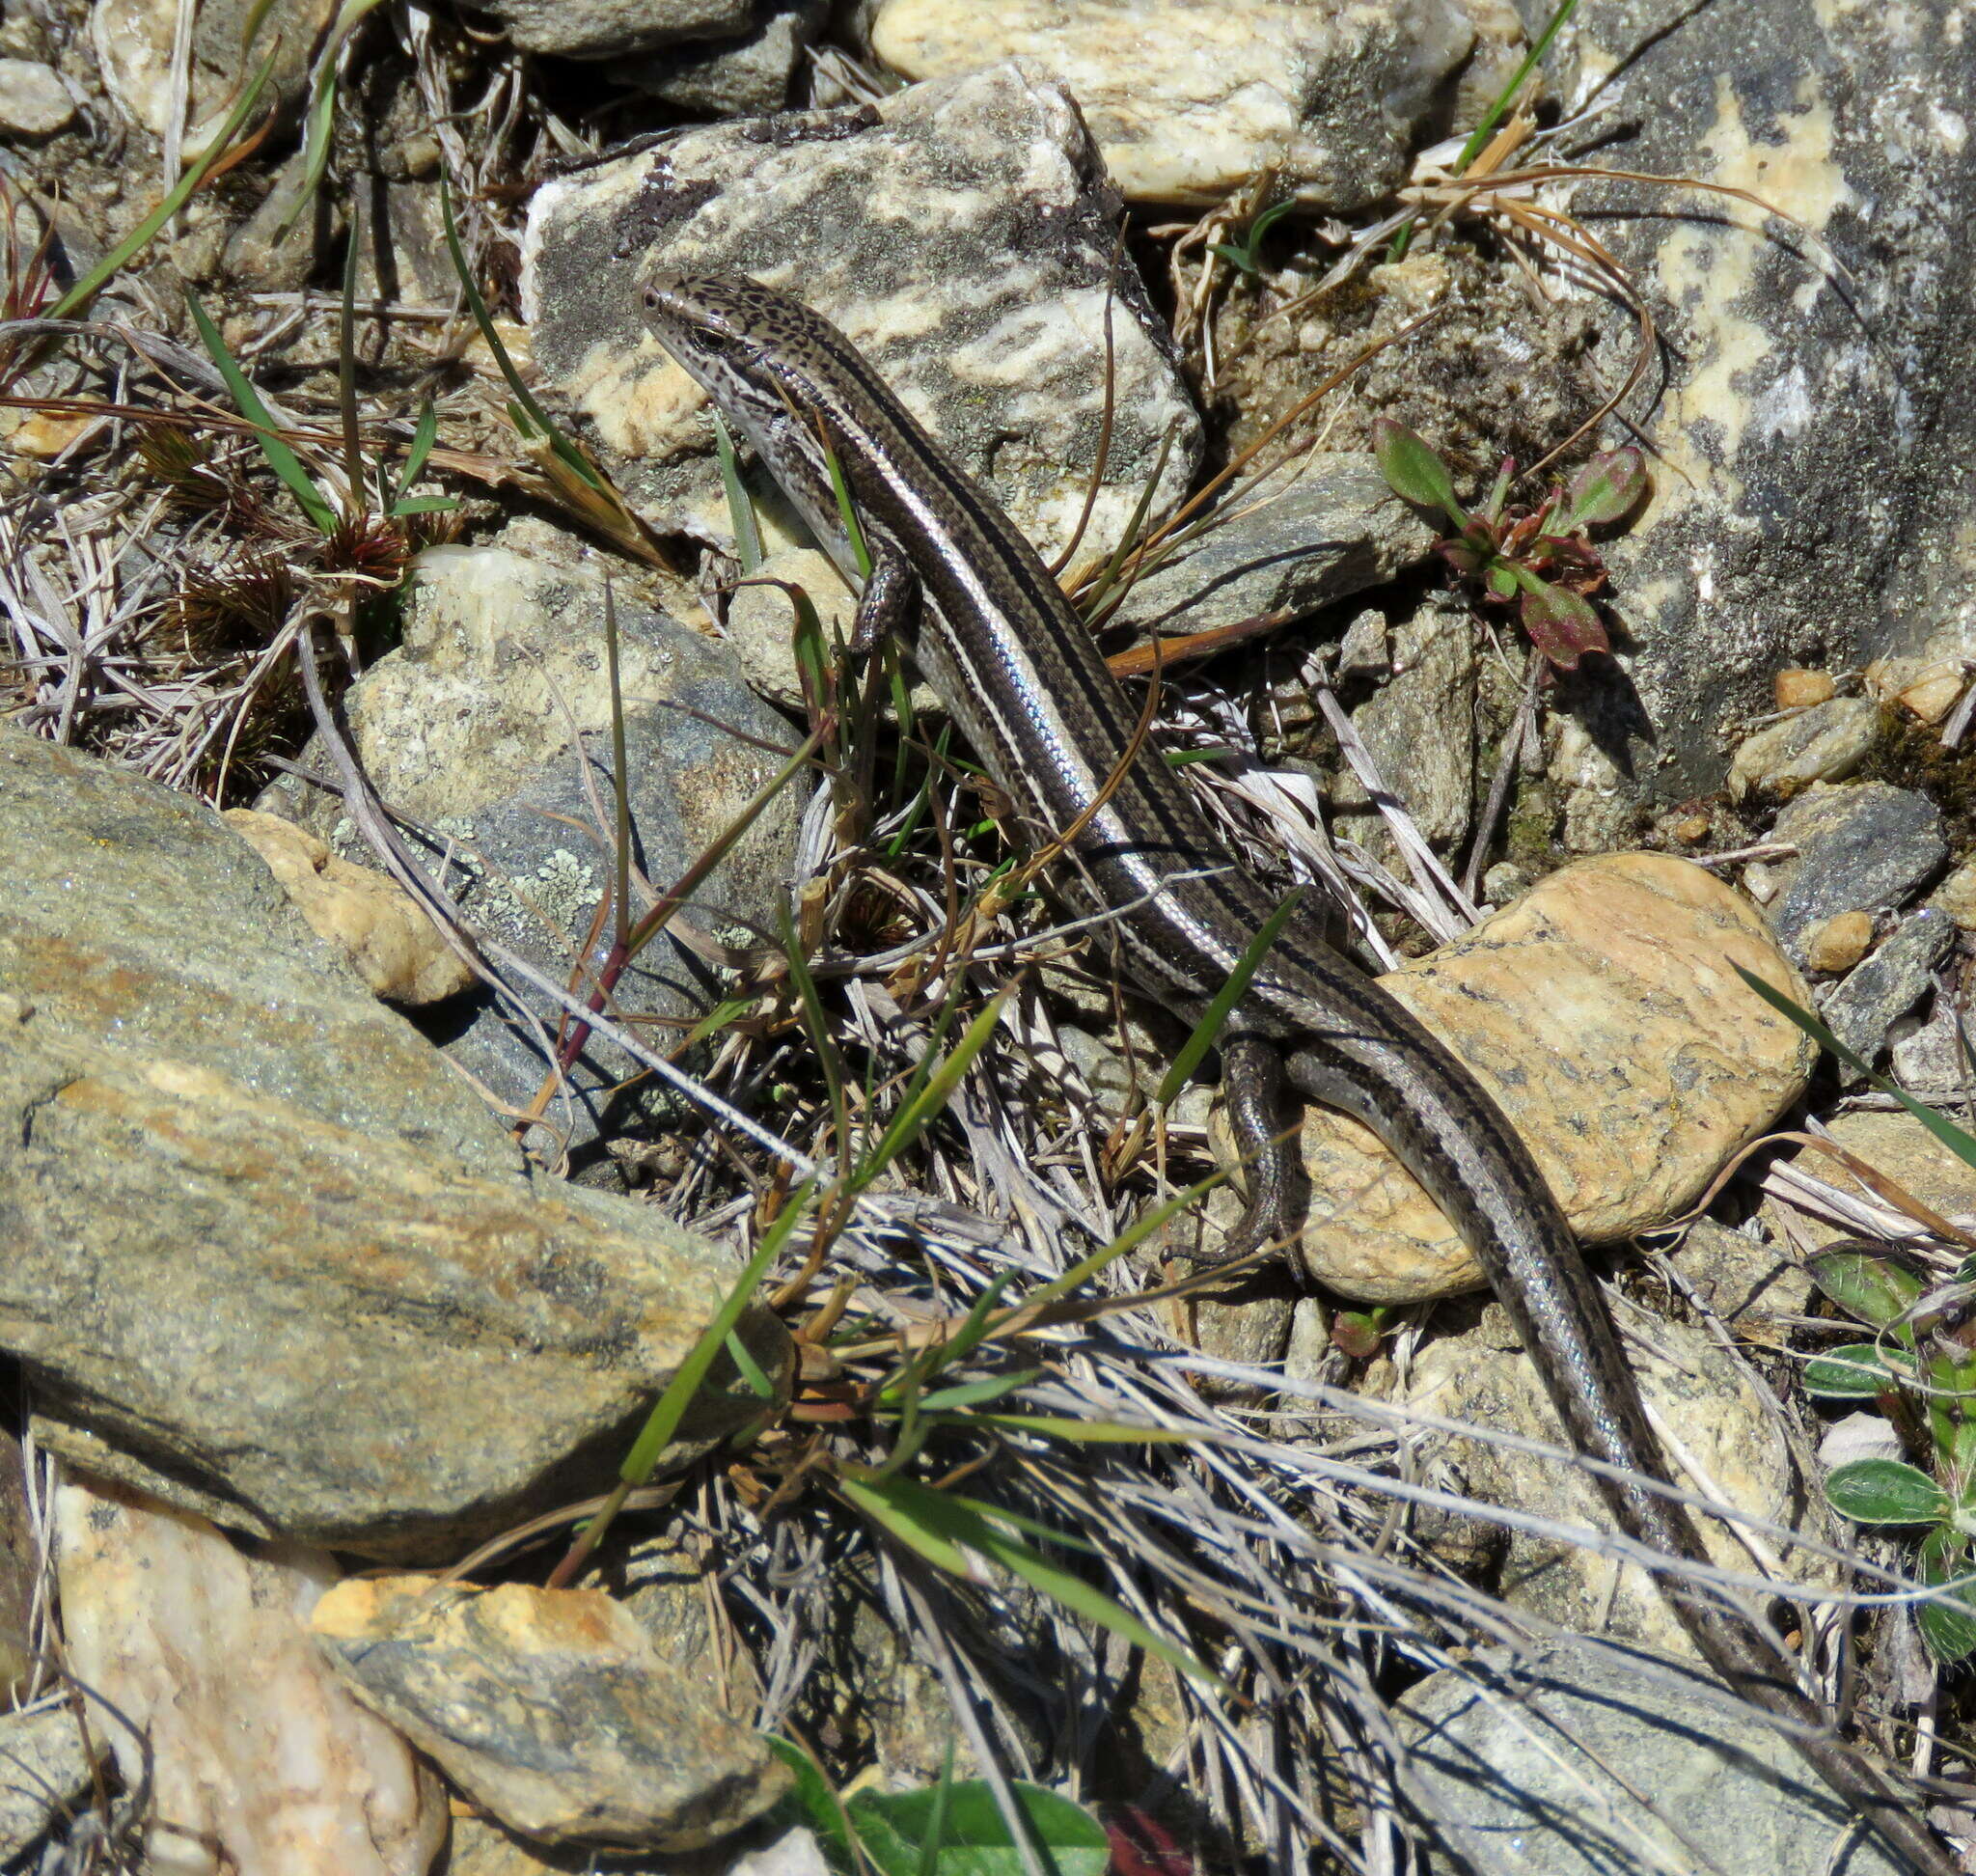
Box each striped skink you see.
[641,269,1950,1874]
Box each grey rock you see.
[624,0,828,115]
[1331,603,1477,852]
[261,533,803,1146]
[1528,0,1976,800]
[1824,906,1957,1078]
[1,724,513,1176]
[312,1576,790,1849]
[521,61,1200,573]
[1335,606,1391,680]
[0,728,780,1560]
[1398,1642,1907,1875]
[1767,783,1947,958]
[0,58,71,136]
[0,1705,92,1863]
[1890,994,1976,1099]
[1107,456,1431,637]
[474,0,753,59]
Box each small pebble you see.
[1801,909,1875,975]
[1668,813,1712,845]
[1772,668,1835,708]
[0,58,70,136]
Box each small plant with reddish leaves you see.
[1371,418,1647,672]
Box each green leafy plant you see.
[1206,198,1297,277]
[769,1738,1111,1876]
[1371,418,1646,671]
[1735,964,1976,1659]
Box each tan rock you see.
[56,1476,446,1876]
[224,811,475,1006]
[1801,908,1875,975]
[1228,853,1815,1303]
[1771,667,1834,709]
[870,2,1471,208]
[312,1576,789,1851]
[1725,695,1878,800]
[1865,652,1970,725]
[1929,853,1976,931]
[1405,1308,1827,1656]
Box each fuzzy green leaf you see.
[1823,1457,1948,1526]
[1918,1528,1976,1663]
[1563,447,1648,530]
[1806,1250,1925,1330]
[1802,1341,1911,1399]
[1370,418,1465,524]
[846,1780,1109,1876]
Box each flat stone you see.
[55,1476,445,1876]
[1405,1310,1823,1656]
[91,0,330,140]
[1930,852,1976,932]
[260,530,802,1145]
[1330,602,1476,853]
[0,58,70,135]
[0,1703,92,1865]
[1726,695,1879,800]
[1671,1216,1814,1348]
[867,0,1474,208]
[1106,455,1432,636]
[1226,854,1815,1303]
[1766,782,1947,958]
[1822,905,1956,1078]
[312,1576,789,1850]
[474,0,752,57]
[1397,1642,1907,1875]
[0,728,783,1559]
[522,61,1200,572]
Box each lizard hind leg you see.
[1173,1031,1310,1278]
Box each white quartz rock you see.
[55,1476,446,1876]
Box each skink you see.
[641,269,1951,1875]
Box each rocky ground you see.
[3,2,1976,1874]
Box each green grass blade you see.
[854,982,1014,1191]
[617,1184,813,1483]
[48,56,276,323]
[1156,887,1303,1105]
[711,410,763,572]
[1734,963,1976,1172]
[185,290,338,533]
[911,1369,1045,1414]
[781,908,852,1179]
[275,0,389,240]
[390,399,439,510]
[838,1474,1223,1691]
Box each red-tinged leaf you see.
[1104,1807,1195,1876]
[1520,579,1609,669]
[1332,1310,1385,1360]
[1371,417,1465,523]
[1563,448,1648,529]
